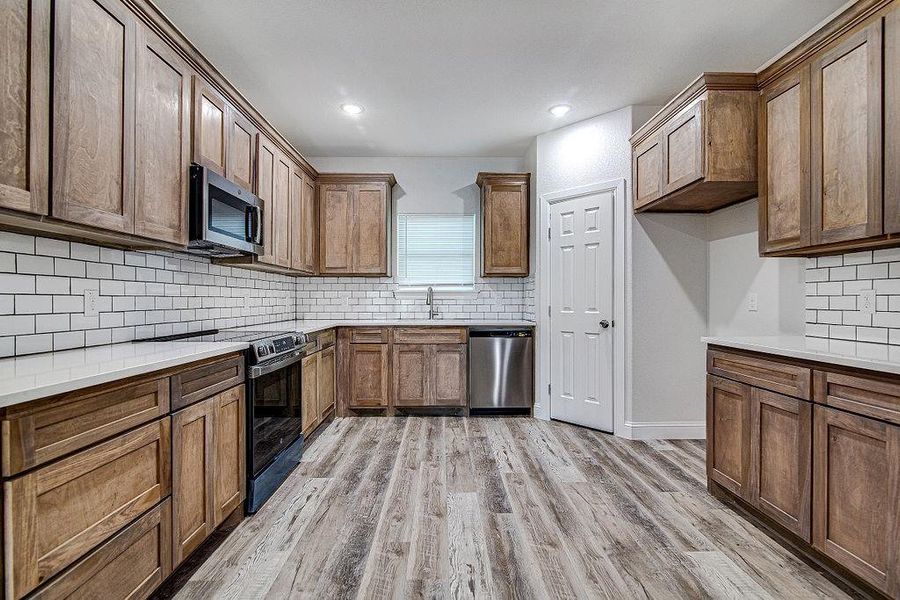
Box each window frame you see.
[394,212,478,295]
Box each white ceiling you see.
[154,0,846,158]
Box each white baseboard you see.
[618,420,705,440]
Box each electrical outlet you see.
[860,289,876,315]
[84,289,99,317]
[747,292,758,312]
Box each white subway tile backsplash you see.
[0,232,34,254]
[35,238,69,257]
[17,254,54,275]
[857,263,888,279]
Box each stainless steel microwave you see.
[188,164,263,256]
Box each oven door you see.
[248,355,303,476]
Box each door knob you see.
[599,320,610,329]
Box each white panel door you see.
[549,190,614,431]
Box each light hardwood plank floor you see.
[172,417,854,599]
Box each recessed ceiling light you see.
[549,104,571,117]
[341,103,364,115]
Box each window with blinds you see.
[396,214,476,286]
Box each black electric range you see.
[144,327,309,513]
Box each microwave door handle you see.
[252,206,263,245]
[244,206,253,242]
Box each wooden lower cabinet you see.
[172,384,245,567]
[3,418,171,599]
[349,343,390,408]
[706,375,751,499]
[749,388,812,541]
[318,346,335,419]
[392,343,468,407]
[812,405,900,596]
[30,499,172,600]
[301,353,318,434]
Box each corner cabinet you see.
[758,1,900,256]
[477,172,530,277]
[318,174,395,276]
[631,73,758,213]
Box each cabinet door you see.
[885,6,900,233]
[706,375,751,499]
[192,75,227,176]
[393,344,429,407]
[661,100,705,195]
[256,134,278,265]
[3,419,170,600]
[213,385,245,527]
[349,344,389,408]
[352,183,388,274]
[813,405,900,596]
[133,24,191,245]
[318,346,335,419]
[171,398,215,567]
[271,151,292,267]
[0,0,49,215]
[52,0,136,233]
[749,389,812,541]
[810,21,883,245]
[483,180,529,276]
[759,69,811,253]
[431,344,468,406]
[301,353,318,433]
[319,183,353,274]
[632,132,663,210]
[290,167,316,273]
[226,108,256,192]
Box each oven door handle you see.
[249,351,304,379]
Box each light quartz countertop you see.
[0,340,249,408]
[0,319,535,409]
[702,335,900,376]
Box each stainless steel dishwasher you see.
[469,328,534,412]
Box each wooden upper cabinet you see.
[133,24,191,245]
[749,388,812,542]
[632,133,663,210]
[0,0,49,215]
[812,405,900,596]
[810,21,883,245]
[226,108,257,192]
[52,0,136,233]
[631,73,758,213]
[318,174,395,276]
[477,172,530,277]
[291,168,317,274]
[192,75,228,177]
[706,375,751,500]
[759,69,811,253]
[256,137,291,269]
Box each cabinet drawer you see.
[2,376,169,476]
[814,370,900,425]
[350,327,389,344]
[30,499,172,600]
[393,327,467,344]
[316,329,336,349]
[3,418,171,599]
[171,353,244,410]
[707,349,811,400]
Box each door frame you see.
[537,179,626,436]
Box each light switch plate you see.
[747,292,758,312]
[84,289,99,317]
[860,289,876,315]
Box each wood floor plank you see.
[171,417,854,600]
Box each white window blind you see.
[397,214,476,286]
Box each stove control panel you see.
[250,333,308,364]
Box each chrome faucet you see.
[426,286,437,320]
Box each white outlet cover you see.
[747,292,758,312]
[860,289,876,315]
[84,289,99,317]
